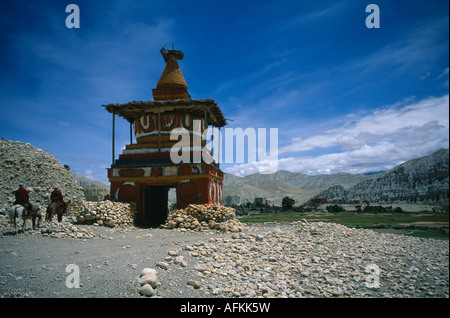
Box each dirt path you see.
[0,225,229,298]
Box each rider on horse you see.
[13,183,32,214]
[51,187,67,214]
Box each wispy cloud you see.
[14,20,174,101]
[354,18,448,77]
[438,67,449,78]
[270,2,348,33]
[438,67,449,86]
[58,121,70,127]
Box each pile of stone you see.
[163,204,244,232]
[70,200,136,227]
[0,139,85,213]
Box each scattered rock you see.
[156,262,169,270]
[193,264,208,272]
[139,284,156,297]
[138,274,159,289]
[187,280,201,289]
[182,221,449,298]
[141,268,157,276]
[168,249,180,256]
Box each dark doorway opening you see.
[142,186,169,228]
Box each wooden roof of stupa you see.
[102,98,228,127]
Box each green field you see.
[238,211,449,239]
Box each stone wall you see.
[69,200,136,227]
[163,204,244,232]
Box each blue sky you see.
[0,0,448,183]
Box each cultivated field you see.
[238,209,449,239]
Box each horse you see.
[30,202,42,230]
[46,202,63,223]
[8,204,28,234]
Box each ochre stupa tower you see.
[103,47,227,227]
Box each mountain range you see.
[222,148,449,206]
[72,174,110,201]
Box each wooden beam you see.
[130,122,133,144]
[157,112,161,154]
[211,125,214,157]
[112,113,115,165]
[218,127,221,167]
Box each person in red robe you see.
[13,183,32,212]
[51,187,67,213]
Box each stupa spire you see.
[152,46,190,100]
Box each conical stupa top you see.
[156,48,188,90]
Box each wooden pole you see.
[130,122,133,144]
[204,111,207,163]
[112,113,115,165]
[218,127,221,168]
[211,125,214,157]
[158,112,161,154]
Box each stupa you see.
[103,47,227,227]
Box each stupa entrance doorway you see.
[141,185,172,228]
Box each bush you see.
[326,204,346,212]
[293,205,306,212]
[282,197,295,210]
[363,205,392,213]
[393,207,403,213]
[362,205,404,213]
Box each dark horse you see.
[46,202,63,223]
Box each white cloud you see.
[224,95,449,176]
[280,95,449,154]
[83,170,94,178]
[58,121,69,127]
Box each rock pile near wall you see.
[69,200,136,227]
[163,204,244,232]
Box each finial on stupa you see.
[160,45,184,63]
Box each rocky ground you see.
[0,214,448,299]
